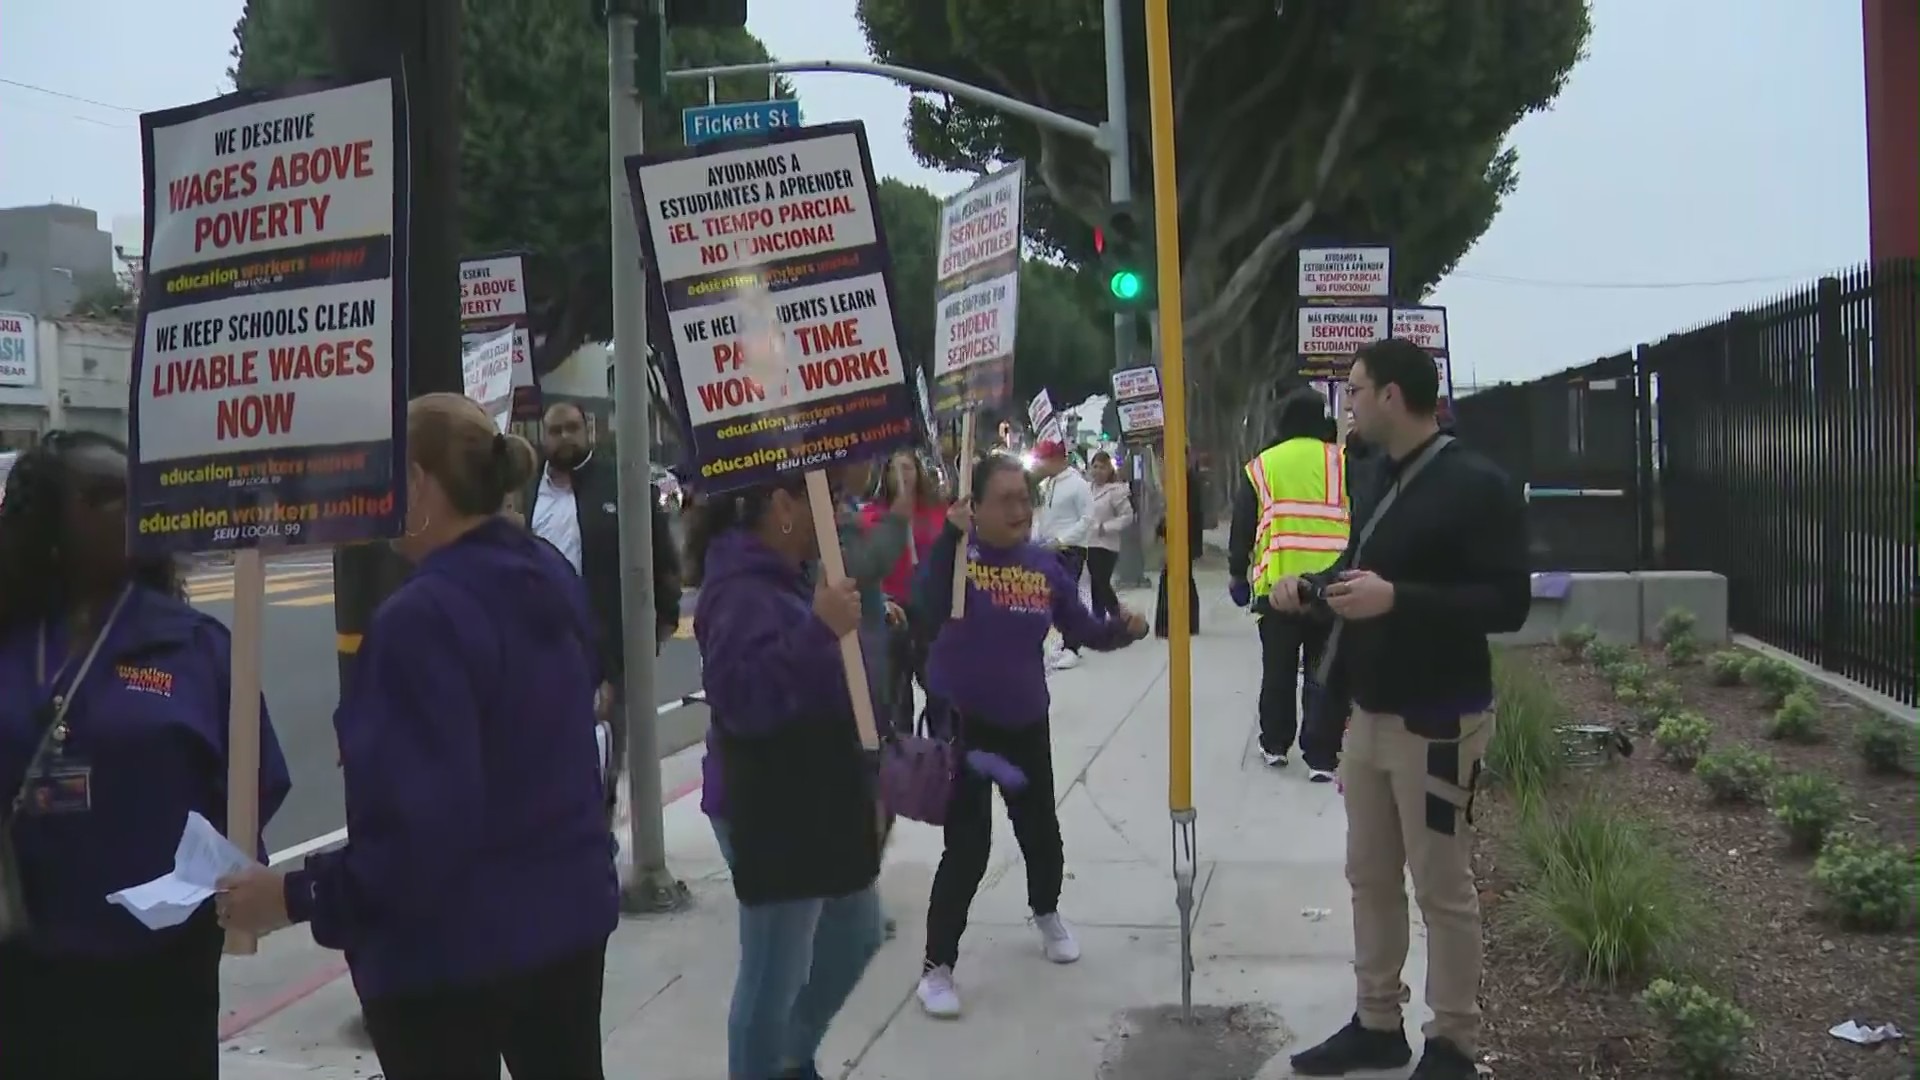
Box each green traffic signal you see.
[1108,269,1145,302]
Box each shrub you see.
[1655,607,1698,646]
[1812,833,1918,931]
[1764,688,1822,743]
[1665,634,1703,667]
[1515,796,1697,984]
[1768,772,1848,852]
[1856,714,1916,776]
[1555,625,1598,662]
[1706,650,1748,686]
[1654,712,1713,769]
[1695,746,1776,804]
[1641,979,1753,1079]
[1489,652,1566,798]
[1640,680,1687,721]
[1584,640,1631,672]
[1608,660,1653,696]
[1744,656,1805,707]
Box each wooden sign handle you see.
[950,411,976,619]
[805,470,880,750]
[224,547,265,956]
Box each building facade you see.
[0,315,136,450]
[0,204,117,318]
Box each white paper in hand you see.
[106,811,252,930]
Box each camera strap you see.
[1312,434,1454,688]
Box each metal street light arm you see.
[667,59,1111,150]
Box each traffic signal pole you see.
[1100,0,1151,589]
[606,1,684,914]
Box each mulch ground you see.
[1474,646,1920,1080]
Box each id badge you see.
[23,760,92,816]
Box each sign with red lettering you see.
[462,329,515,432]
[626,121,915,494]
[1298,305,1389,356]
[1109,365,1160,403]
[933,162,1023,415]
[1391,306,1448,354]
[460,253,539,420]
[128,75,408,555]
[1298,247,1391,299]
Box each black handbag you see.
[0,586,133,942]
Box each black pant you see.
[1056,547,1088,652]
[1256,611,1331,760]
[925,719,1062,970]
[885,618,926,735]
[1154,558,1200,638]
[361,942,609,1080]
[1085,546,1121,618]
[0,907,223,1079]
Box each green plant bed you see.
[1694,746,1776,804]
[1768,772,1848,852]
[1642,979,1753,1079]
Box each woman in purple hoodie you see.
[216,395,618,1080]
[909,454,1147,1018]
[686,474,884,1080]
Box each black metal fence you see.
[1451,259,1917,706]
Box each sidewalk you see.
[220,569,1431,1079]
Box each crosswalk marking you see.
[186,563,335,611]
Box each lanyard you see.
[33,584,134,749]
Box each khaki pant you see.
[1340,707,1494,1052]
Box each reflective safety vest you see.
[1247,437,1350,598]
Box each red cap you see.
[1034,439,1067,460]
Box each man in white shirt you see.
[1030,439,1093,668]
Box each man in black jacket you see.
[1270,338,1529,1080]
[527,402,682,788]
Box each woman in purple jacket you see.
[686,474,884,1080]
[909,454,1147,1019]
[217,395,617,1080]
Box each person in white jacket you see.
[1084,451,1135,619]
[1030,439,1094,668]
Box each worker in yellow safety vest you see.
[1227,387,1350,780]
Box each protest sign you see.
[0,313,36,386]
[1296,305,1390,378]
[1118,397,1165,442]
[627,120,914,749]
[1110,364,1161,403]
[1027,388,1054,435]
[460,253,538,420]
[1391,305,1448,354]
[129,73,408,955]
[626,121,915,495]
[1298,246,1391,299]
[462,329,515,432]
[130,75,407,556]
[933,161,1023,417]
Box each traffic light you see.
[627,0,748,99]
[1095,203,1153,310]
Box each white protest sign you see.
[932,161,1023,412]
[1027,388,1054,433]
[462,330,515,431]
[1298,247,1391,299]
[1392,306,1449,353]
[1118,397,1165,437]
[1298,305,1390,356]
[1110,365,1160,402]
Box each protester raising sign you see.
[625,121,915,495]
[128,75,408,556]
[462,329,515,432]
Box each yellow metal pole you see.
[1143,0,1192,815]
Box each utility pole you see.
[326,2,464,687]
[607,0,684,914]
[1099,0,1150,589]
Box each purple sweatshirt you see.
[914,523,1136,726]
[284,519,617,1001]
[697,529,851,820]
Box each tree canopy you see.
[229,0,794,379]
[858,0,1589,457]
[874,178,1112,412]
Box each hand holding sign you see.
[814,576,862,639]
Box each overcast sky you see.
[0,0,1869,386]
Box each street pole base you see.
[619,871,692,916]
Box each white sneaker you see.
[917,965,963,1018]
[1035,912,1081,963]
[1262,750,1289,768]
[1048,650,1080,671]
[1308,768,1337,784]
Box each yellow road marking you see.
[274,593,339,608]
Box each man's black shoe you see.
[1409,1037,1476,1079]
[1288,1015,1413,1076]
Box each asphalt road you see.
[186,554,708,855]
